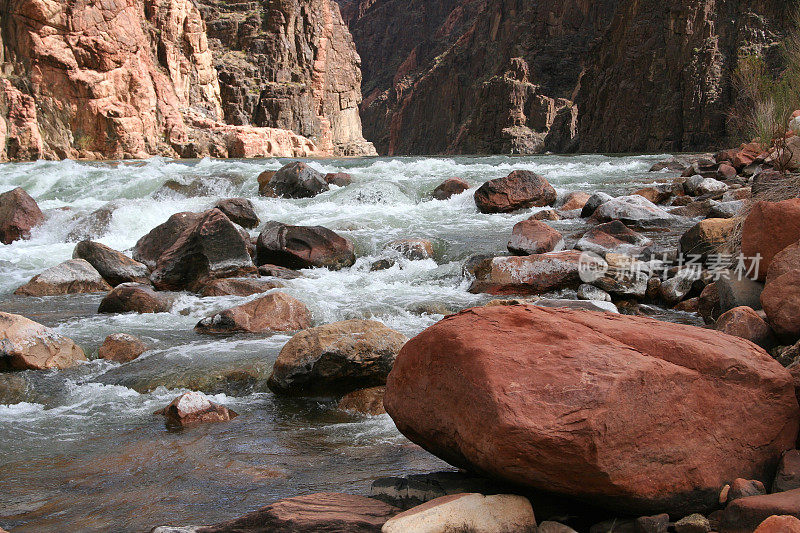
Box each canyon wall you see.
[0,0,373,161]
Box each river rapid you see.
[0,154,696,532]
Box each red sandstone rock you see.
[97,333,147,363]
[14,259,112,296]
[774,450,800,493]
[742,200,800,281]
[719,489,800,533]
[133,212,205,270]
[576,220,653,256]
[0,187,44,244]
[268,162,329,199]
[156,391,237,428]
[214,198,259,229]
[474,171,556,213]
[384,305,800,515]
[767,242,800,286]
[507,219,564,255]
[559,191,592,211]
[325,172,354,187]
[73,240,150,287]
[198,277,283,297]
[754,516,800,533]
[98,283,175,314]
[195,292,311,334]
[761,270,800,339]
[433,178,470,200]
[468,251,585,295]
[256,221,355,270]
[385,239,435,260]
[0,312,86,371]
[715,306,776,350]
[196,493,399,532]
[339,386,387,415]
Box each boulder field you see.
[384,304,800,516]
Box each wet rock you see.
[256,221,355,270]
[14,259,112,296]
[718,273,764,314]
[97,333,147,363]
[468,251,586,295]
[581,192,613,218]
[754,516,800,533]
[679,219,735,261]
[385,239,434,260]
[709,200,744,219]
[0,187,44,244]
[660,270,699,305]
[767,242,800,286]
[258,264,303,279]
[577,284,612,302]
[531,298,618,313]
[370,471,512,512]
[674,513,711,533]
[558,191,591,211]
[650,159,688,172]
[718,489,800,533]
[98,283,175,314]
[715,307,776,350]
[267,319,407,396]
[381,493,536,533]
[0,373,30,404]
[156,391,237,428]
[727,479,766,503]
[195,292,311,334]
[384,305,799,515]
[338,386,386,415]
[635,514,669,533]
[198,277,282,297]
[0,312,86,370]
[257,170,276,197]
[325,172,353,187]
[66,202,117,242]
[576,220,653,257]
[741,199,800,281]
[213,198,259,229]
[153,174,246,199]
[590,195,674,226]
[774,450,800,493]
[761,270,800,338]
[508,219,564,255]
[150,209,256,291]
[532,209,561,221]
[268,161,329,199]
[189,493,399,533]
[432,178,470,200]
[73,240,150,286]
[474,171,556,213]
[133,212,204,270]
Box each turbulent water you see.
[0,154,696,532]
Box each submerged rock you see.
[73,240,150,286]
[0,312,86,370]
[256,221,355,270]
[156,391,237,428]
[432,178,470,200]
[474,171,556,213]
[97,333,147,363]
[267,319,407,396]
[150,209,256,291]
[195,292,311,334]
[384,305,799,515]
[325,172,353,187]
[14,259,112,296]
[0,187,44,244]
[384,238,435,261]
[338,386,387,415]
[98,283,176,314]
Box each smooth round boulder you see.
[384,305,799,516]
[0,312,86,370]
[0,187,44,244]
[132,211,204,270]
[324,172,353,187]
[98,283,175,314]
[268,161,329,199]
[576,220,653,257]
[256,221,355,270]
[14,259,112,296]
[474,171,556,214]
[267,319,408,396]
[195,292,311,334]
[761,269,800,338]
[507,219,564,255]
[214,198,259,229]
[715,306,776,350]
[73,240,150,286]
[156,391,237,428]
[97,333,147,363]
[742,199,800,281]
[433,178,470,200]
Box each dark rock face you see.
[214,198,259,229]
[133,212,205,271]
[268,162,329,199]
[195,0,376,156]
[474,171,556,214]
[73,241,150,287]
[98,283,176,314]
[256,221,355,270]
[0,187,44,244]
[577,0,790,153]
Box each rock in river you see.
[156,391,237,428]
[474,170,556,214]
[468,251,586,295]
[14,259,112,296]
[384,305,799,515]
[0,187,44,244]
[195,292,311,334]
[0,312,86,370]
[256,221,355,270]
[132,211,204,270]
[98,283,175,314]
[73,240,150,286]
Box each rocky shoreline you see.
[1,140,800,532]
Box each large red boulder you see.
[767,242,800,286]
[0,312,86,370]
[719,489,800,533]
[0,187,44,244]
[256,221,355,270]
[754,516,800,533]
[507,219,564,255]
[132,211,204,270]
[761,269,800,339]
[474,171,556,214]
[468,251,585,295]
[384,305,799,516]
[195,292,311,334]
[150,209,256,291]
[715,306,777,350]
[742,200,800,281]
